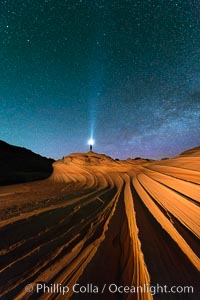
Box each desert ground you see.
[0,148,199,299]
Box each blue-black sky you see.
[0,0,199,159]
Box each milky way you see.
[0,0,199,159]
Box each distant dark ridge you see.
[0,140,54,185]
[180,146,200,156]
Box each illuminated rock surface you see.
[0,149,199,299]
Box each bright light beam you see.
[88,138,94,146]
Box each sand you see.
[0,150,199,299]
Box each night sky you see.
[0,0,200,159]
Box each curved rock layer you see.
[0,151,199,299]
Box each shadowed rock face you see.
[0,148,199,299]
[0,140,54,185]
[179,146,200,157]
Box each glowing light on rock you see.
[88,138,94,146]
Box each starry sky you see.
[0,0,200,159]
